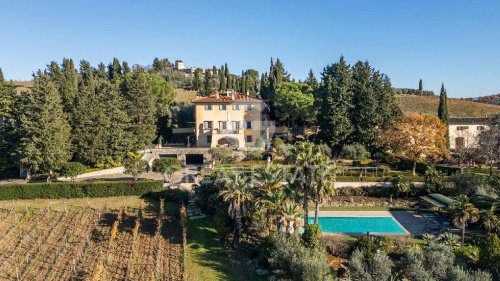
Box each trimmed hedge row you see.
[0,180,163,200]
[392,158,461,176]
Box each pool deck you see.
[309,210,433,236]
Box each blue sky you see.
[1,0,499,98]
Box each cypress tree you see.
[0,67,4,83]
[193,69,203,93]
[419,79,423,91]
[203,70,212,96]
[317,56,353,149]
[12,72,71,177]
[122,61,131,74]
[219,65,226,91]
[438,83,449,148]
[108,57,122,80]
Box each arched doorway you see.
[217,137,239,148]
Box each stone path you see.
[186,195,205,220]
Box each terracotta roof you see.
[192,92,263,103]
[449,117,491,125]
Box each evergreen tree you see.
[122,61,131,74]
[203,69,212,96]
[121,72,158,150]
[219,64,226,91]
[11,72,71,178]
[193,68,203,93]
[240,70,246,94]
[108,57,122,80]
[317,56,353,149]
[59,59,78,119]
[419,79,423,91]
[305,69,319,90]
[0,67,4,82]
[438,83,450,148]
[95,62,108,80]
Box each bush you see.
[246,150,264,161]
[193,172,225,214]
[341,143,370,161]
[302,224,323,248]
[255,138,265,148]
[268,233,333,281]
[0,181,163,200]
[208,147,233,163]
[450,173,494,197]
[213,209,232,239]
[146,188,189,204]
[424,165,446,193]
[58,162,87,180]
[391,175,414,198]
[324,236,353,258]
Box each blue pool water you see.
[309,217,406,234]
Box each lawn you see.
[185,216,240,281]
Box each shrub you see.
[208,147,233,163]
[255,138,265,148]
[246,150,264,161]
[268,233,333,281]
[213,209,232,239]
[424,165,446,193]
[152,157,181,182]
[349,248,393,281]
[0,181,163,200]
[450,173,493,197]
[341,143,370,161]
[58,162,87,180]
[193,172,225,214]
[391,175,414,198]
[324,236,352,258]
[302,224,323,249]
[479,234,500,279]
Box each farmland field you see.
[0,199,184,281]
[396,95,500,117]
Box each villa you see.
[192,91,271,148]
[448,117,490,150]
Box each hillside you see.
[396,95,500,117]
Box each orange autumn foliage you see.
[381,114,449,166]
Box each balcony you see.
[216,129,241,134]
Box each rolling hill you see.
[396,95,500,117]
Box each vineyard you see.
[0,200,184,281]
[396,95,500,117]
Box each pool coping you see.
[308,211,411,235]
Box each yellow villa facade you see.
[192,91,270,148]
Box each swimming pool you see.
[309,217,407,234]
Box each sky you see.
[1,0,500,98]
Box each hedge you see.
[392,158,461,176]
[0,180,163,200]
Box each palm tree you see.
[279,200,303,234]
[449,195,480,245]
[438,232,461,248]
[311,154,337,224]
[219,172,254,248]
[480,207,498,234]
[292,141,322,226]
[255,164,285,191]
[258,188,286,234]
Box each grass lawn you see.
[186,216,240,281]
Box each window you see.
[246,121,252,129]
[232,121,241,130]
[220,104,227,110]
[219,121,227,130]
[203,121,213,129]
[457,126,469,130]
[246,104,254,110]
[204,104,213,111]
[246,135,253,142]
[232,104,241,110]
[206,135,212,144]
[455,137,465,149]
[477,126,485,131]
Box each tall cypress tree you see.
[12,72,71,177]
[419,79,423,91]
[108,57,122,80]
[438,83,449,148]
[317,56,353,149]
[219,65,226,91]
[0,67,4,83]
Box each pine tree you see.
[317,56,353,149]
[438,83,450,148]
[419,79,423,91]
[95,62,108,80]
[108,57,122,80]
[122,61,131,74]
[11,72,71,177]
[305,69,319,90]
